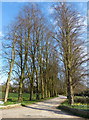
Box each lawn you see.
[0,92,57,106]
[0,92,31,105]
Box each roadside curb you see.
[0,103,21,109]
[58,105,89,118]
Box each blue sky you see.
[0,2,87,84]
[2,2,87,33]
[2,2,53,32]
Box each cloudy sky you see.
[0,2,88,84]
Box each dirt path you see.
[1,96,88,119]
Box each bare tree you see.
[53,3,88,105]
[4,25,18,102]
[3,3,60,103]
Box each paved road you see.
[0,96,88,119]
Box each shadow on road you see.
[21,104,74,116]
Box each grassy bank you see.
[57,96,89,118]
[59,99,89,110]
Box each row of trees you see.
[3,4,59,102]
[2,3,88,105]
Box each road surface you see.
[0,96,88,119]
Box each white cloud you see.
[0,75,7,85]
[0,31,3,37]
[48,7,54,14]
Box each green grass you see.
[58,98,89,119]
[0,92,58,106]
[0,92,36,106]
[57,97,89,119]
[2,92,32,100]
[60,99,89,110]
[21,96,58,106]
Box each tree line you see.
[2,3,88,105]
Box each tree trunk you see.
[36,70,40,100]
[44,79,47,98]
[4,74,11,103]
[67,69,74,105]
[71,84,74,105]
[30,86,33,101]
[18,70,24,102]
[41,77,44,99]
[4,41,15,103]
[29,75,34,101]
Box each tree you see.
[4,25,17,102]
[53,3,88,105]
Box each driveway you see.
[1,96,88,119]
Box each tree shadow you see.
[21,104,74,116]
[42,101,62,105]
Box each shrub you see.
[74,97,89,104]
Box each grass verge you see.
[0,92,58,106]
[60,100,89,110]
[57,99,89,119]
[21,96,58,106]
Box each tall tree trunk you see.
[18,28,29,102]
[30,84,33,101]
[18,70,24,102]
[4,70,13,102]
[29,75,34,101]
[47,78,50,98]
[36,70,40,100]
[44,79,47,98]
[71,83,74,105]
[4,40,15,103]
[41,75,44,99]
[67,69,74,105]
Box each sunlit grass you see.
[60,97,89,110]
[0,92,58,106]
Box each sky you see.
[2,2,87,31]
[0,2,88,84]
[1,2,87,33]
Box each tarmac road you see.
[1,96,88,119]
